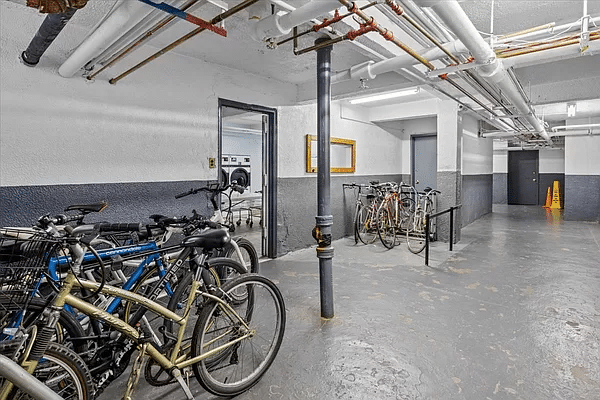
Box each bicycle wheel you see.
[0,298,88,354]
[406,210,427,254]
[191,274,285,397]
[146,258,249,386]
[376,203,397,249]
[399,197,416,232]
[0,341,93,400]
[356,203,378,245]
[222,237,259,274]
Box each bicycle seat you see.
[182,229,230,249]
[64,201,108,213]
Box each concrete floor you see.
[99,205,600,400]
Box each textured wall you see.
[462,174,493,226]
[493,173,508,204]
[564,175,600,222]
[0,180,212,227]
[276,174,404,255]
[436,171,462,243]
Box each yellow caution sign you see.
[550,180,562,209]
[543,186,552,208]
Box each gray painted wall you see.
[437,171,462,243]
[564,175,600,222]
[277,174,405,255]
[493,173,507,204]
[462,174,493,227]
[0,181,212,228]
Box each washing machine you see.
[222,154,251,192]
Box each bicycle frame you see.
[1,265,252,400]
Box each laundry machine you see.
[221,154,251,192]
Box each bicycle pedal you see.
[173,369,196,400]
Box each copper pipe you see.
[109,0,259,84]
[498,31,599,58]
[87,0,202,80]
[295,24,376,55]
[497,22,555,41]
[385,0,460,64]
[276,1,378,47]
[338,0,436,70]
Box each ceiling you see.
[18,0,600,128]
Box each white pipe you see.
[414,0,552,144]
[550,130,600,137]
[252,0,340,40]
[495,16,600,44]
[90,0,193,67]
[58,1,153,77]
[551,123,600,132]
[332,39,469,82]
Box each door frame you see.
[411,133,437,191]
[218,98,278,258]
[507,149,539,205]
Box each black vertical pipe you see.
[449,207,454,251]
[21,9,78,67]
[425,215,430,266]
[315,37,334,319]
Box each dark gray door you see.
[508,150,539,205]
[412,135,437,192]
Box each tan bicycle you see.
[0,224,286,400]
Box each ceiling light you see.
[349,88,420,104]
[567,103,577,117]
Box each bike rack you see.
[0,354,64,400]
[424,204,462,267]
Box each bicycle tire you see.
[0,341,93,400]
[222,237,259,274]
[406,230,427,254]
[376,203,397,249]
[356,203,378,245]
[0,298,88,354]
[191,273,286,397]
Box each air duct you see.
[413,0,552,144]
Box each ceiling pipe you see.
[86,0,193,70]
[58,0,153,77]
[413,0,552,144]
[551,123,600,132]
[252,0,342,41]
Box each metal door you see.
[412,135,437,192]
[508,150,539,205]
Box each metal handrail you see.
[0,354,64,400]
[424,204,462,266]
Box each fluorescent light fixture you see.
[567,102,577,117]
[349,87,420,104]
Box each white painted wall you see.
[0,2,296,187]
[437,101,461,172]
[565,135,600,175]
[278,101,404,178]
[539,148,565,173]
[493,141,509,173]
[462,114,493,175]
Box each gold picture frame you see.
[306,135,356,173]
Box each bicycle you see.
[343,182,387,245]
[376,183,415,249]
[406,187,440,254]
[1,223,285,399]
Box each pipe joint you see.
[316,246,335,259]
[315,215,333,227]
[252,14,290,41]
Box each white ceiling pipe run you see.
[252,0,341,40]
[58,1,153,77]
[332,39,469,82]
[550,130,600,137]
[413,0,552,144]
[495,16,600,45]
[89,0,193,67]
[503,37,600,69]
[551,123,600,132]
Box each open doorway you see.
[218,99,277,258]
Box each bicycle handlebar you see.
[175,182,245,199]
